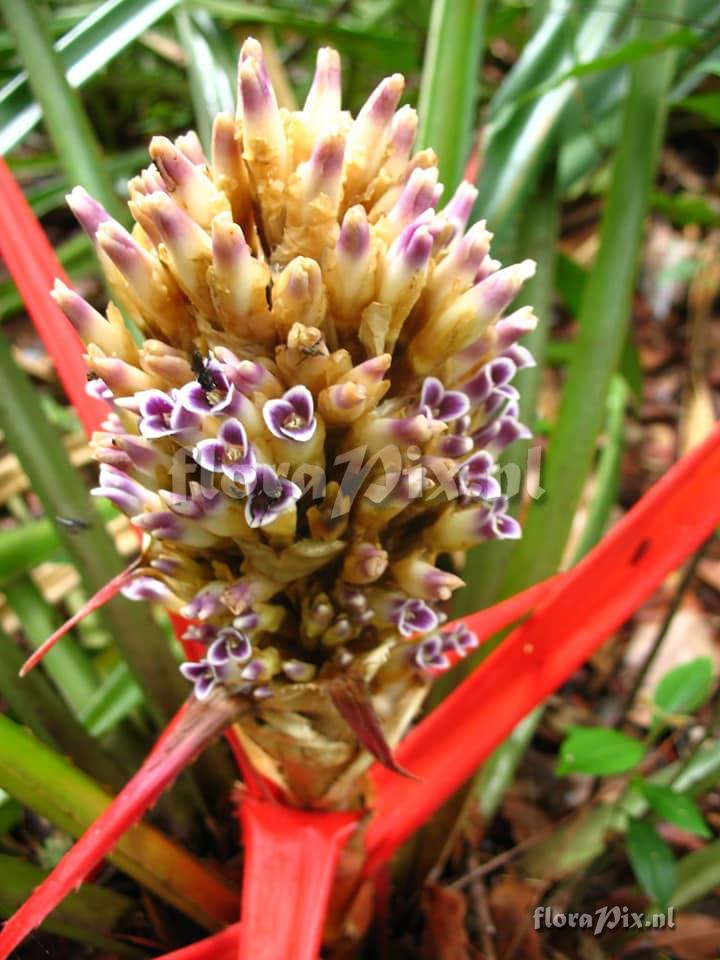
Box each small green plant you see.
[557,657,716,909]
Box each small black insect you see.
[191,350,218,392]
[55,515,91,534]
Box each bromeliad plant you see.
[33,38,536,807]
[2,28,720,960]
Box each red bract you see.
[2,164,720,960]
[365,421,720,870]
[238,798,359,960]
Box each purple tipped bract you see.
[457,452,502,502]
[121,576,170,603]
[442,622,479,657]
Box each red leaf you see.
[0,158,107,434]
[365,423,720,870]
[0,695,240,959]
[427,576,561,674]
[237,797,358,960]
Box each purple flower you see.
[418,377,470,422]
[263,386,317,442]
[442,623,479,657]
[177,362,243,417]
[457,452,502,501]
[193,418,256,485]
[207,628,252,668]
[180,659,218,701]
[245,464,302,528]
[136,389,199,439]
[476,496,522,540]
[390,597,439,637]
[413,634,450,671]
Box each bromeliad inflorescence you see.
[56,39,537,806]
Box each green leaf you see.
[416,0,486,191]
[557,726,646,776]
[509,28,697,114]
[0,853,142,957]
[653,657,715,716]
[500,0,686,594]
[0,0,124,219]
[473,1,628,227]
[4,574,97,712]
[627,817,677,909]
[194,1,418,71]
[638,781,711,838]
[674,836,720,909]
[652,189,720,227]
[556,251,587,315]
[79,661,144,738]
[677,91,720,124]
[0,789,23,836]
[0,0,181,154]
[0,713,237,929]
[175,8,235,152]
